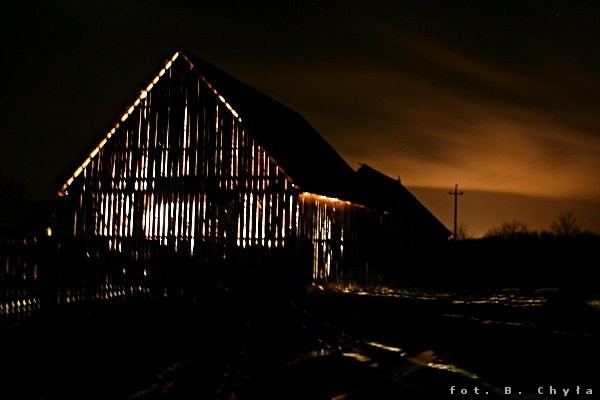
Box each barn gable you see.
[59,51,355,200]
[55,50,447,288]
[58,52,308,254]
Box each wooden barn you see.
[54,51,449,294]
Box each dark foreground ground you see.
[1,289,599,400]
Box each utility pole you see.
[449,184,463,240]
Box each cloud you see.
[409,187,600,237]
[242,18,600,200]
[1,0,598,206]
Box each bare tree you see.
[484,220,529,239]
[456,223,472,241]
[550,210,581,238]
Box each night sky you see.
[1,0,599,235]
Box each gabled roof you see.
[58,50,356,198]
[356,164,451,238]
[56,50,449,238]
[180,52,356,198]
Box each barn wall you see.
[55,55,377,294]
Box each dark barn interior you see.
[45,50,449,302]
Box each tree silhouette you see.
[550,210,581,238]
[484,220,529,239]
[456,223,472,241]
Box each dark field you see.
[1,288,598,399]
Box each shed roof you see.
[356,164,451,238]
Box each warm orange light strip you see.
[299,192,364,208]
[58,52,181,197]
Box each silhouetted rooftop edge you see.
[58,49,449,236]
[179,50,356,199]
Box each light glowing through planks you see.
[58,52,376,283]
[63,54,299,259]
